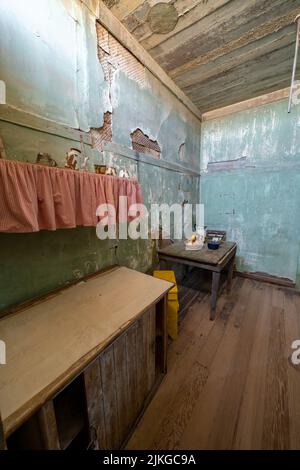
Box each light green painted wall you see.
[0,0,201,311]
[112,70,200,171]
[0,0,200,167]
[0,0,106,130]
[201,99,300,285]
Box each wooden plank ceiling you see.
[103,0,300,113]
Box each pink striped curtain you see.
[0,159,143,233]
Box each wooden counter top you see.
[0,267,172,436]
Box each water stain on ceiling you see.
[148,3,179,34]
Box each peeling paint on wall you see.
[97,23,146,89]
[178,142,185,161]
[207,156,248,172]
[131,128,161,158]
[201,99,300,285]
[0,0,201,311]
[95,23,201,170]
[91,111,113,151]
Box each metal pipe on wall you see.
[288,15,300,113]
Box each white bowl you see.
[184,240,204,251]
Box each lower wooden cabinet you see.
[4,302,166,450]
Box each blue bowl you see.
[208,241,220,250]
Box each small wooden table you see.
[158,241,237,321]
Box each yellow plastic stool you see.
[153,271,179,340]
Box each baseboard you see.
[235,270,295,288]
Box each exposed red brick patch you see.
[91,111,113,151]
[131,128,161,158]
[96,23,146,88]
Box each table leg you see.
[227,257,235,294]
[159,258,168,270]
[211,271,221,321]
[183,264,190,281]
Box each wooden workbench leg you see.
[84,359,106,450]
[210,271,221,321]
[0,413,6,450]
[156,295,168,373]
[38,400,60,450]
[227,257,235,294]
[183,265,190,281]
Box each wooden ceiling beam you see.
[202,88,290,121]
[185,44,294,102]
[169,7,299,80]
[176,26,295,89]
[199,69,292,109]
[107,0,144,22]
[193,73,291,111]
[98,1,299,117]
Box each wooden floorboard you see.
[127,278,300,450]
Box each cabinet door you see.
[84,307,156,449]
